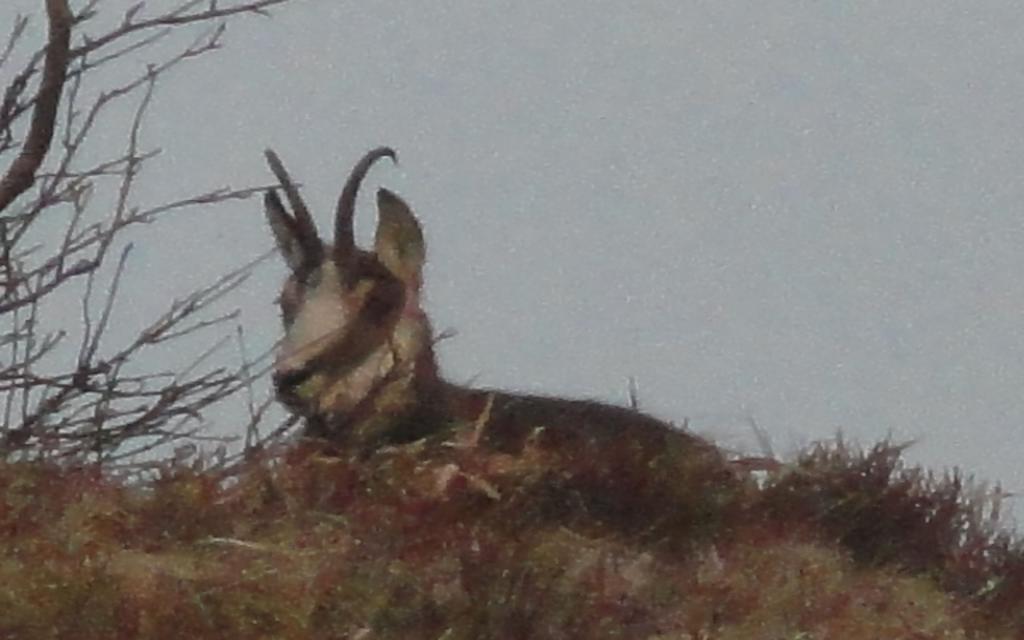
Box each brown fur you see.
[263,148,726,469]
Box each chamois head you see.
[263,148,434,438]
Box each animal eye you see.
[296,266,321,287]
[363,279,403,321]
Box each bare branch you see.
[70,0,287,59]
[0,0,73,212]
[236,324,259,450]
[0,15,30,72]
[80,243,133,367]
[0,0,297,467]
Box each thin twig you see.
[69,0,288,60]
[0,15,30,72]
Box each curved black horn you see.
[334,146,397,266]
[264,149,323,263]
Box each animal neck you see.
[304,303,456,447]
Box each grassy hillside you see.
[1,429,1021,639]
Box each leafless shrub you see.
[0,0,294,467]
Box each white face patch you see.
[274,255,431,416]
[276,262,352,373]
[320,342,395,412]
[317,311,430,414]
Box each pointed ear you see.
[265,190,311,272]
[374,188,426,286]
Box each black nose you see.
[273,367,311,393]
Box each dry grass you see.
[0,430,1021,639]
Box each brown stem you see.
[0,0,73,213]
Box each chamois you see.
[263,148,725,470]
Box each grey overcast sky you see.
[4,2,1024,492]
